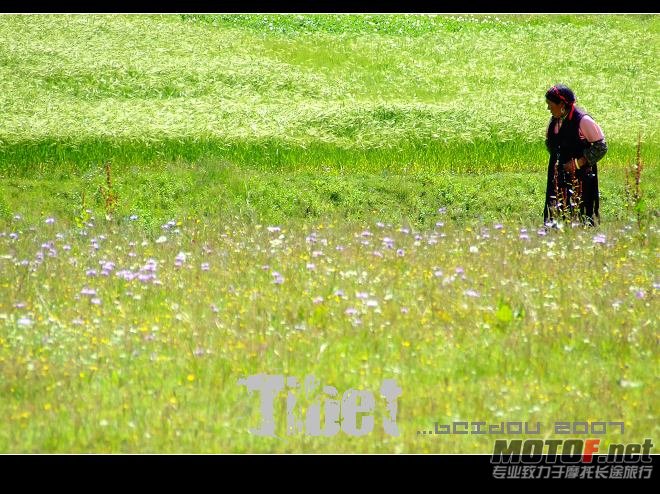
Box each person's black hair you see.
[545,84,576,105]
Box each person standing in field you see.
[543,84,608,226]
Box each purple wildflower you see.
[201,263,210,271]
[143,259,158,272]
[593,234,607,244]
[306,233,317,244]
[272,272,284,285]
[45,217,55,225]
[117,270,136,281]
[101,261,115,272]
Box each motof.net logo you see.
[238,374,401,437]
[491,438,654,464]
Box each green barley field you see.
[0,14,658,453]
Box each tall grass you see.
[1,160,656,231]
[0,215,657,452]
[0,14,657,177]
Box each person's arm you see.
[578,138,607,169]
[565,116,608,171]
[577,116,607,169]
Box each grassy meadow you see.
[0,14,658,453]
